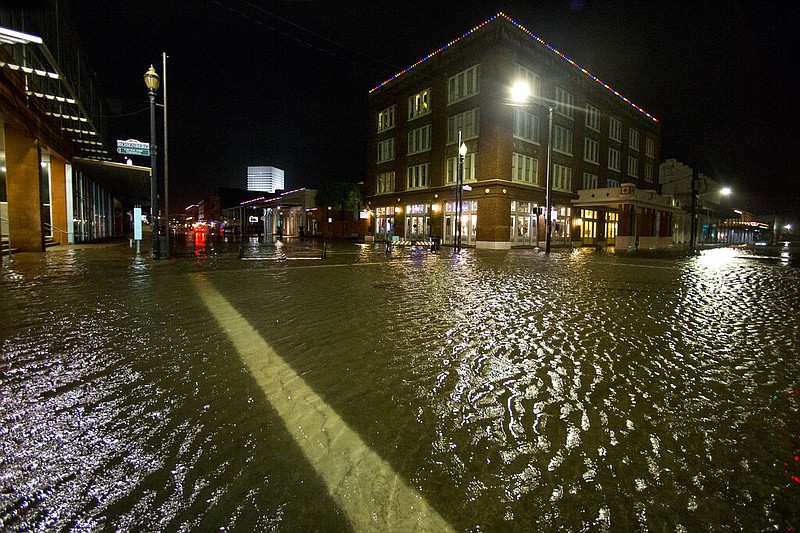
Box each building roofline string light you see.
[369,12,658,123]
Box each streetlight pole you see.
[144,65,160,260]
[511,81,555,254]
[544,104,554,254]
[456,130,466,252]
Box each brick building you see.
[367,12,675,250]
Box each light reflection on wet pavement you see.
[1,239,799,531]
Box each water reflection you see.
[1,243,798,531]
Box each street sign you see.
[117,139,150,156]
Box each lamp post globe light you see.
[511,81,555,254]
[456,132,467,252]
[144,65,160,260]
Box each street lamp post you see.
[511,81,556,253]
[144,65,160,260]
[456,131,467,252]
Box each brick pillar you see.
[49,154,69,245]
[476,193,511,249]
[4,123,44,252]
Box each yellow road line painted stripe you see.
[193,279,453,532]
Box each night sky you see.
[70,1,798,222]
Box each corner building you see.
[367,13,673,250]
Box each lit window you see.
[408,88,431,120]
[377,106,395,132]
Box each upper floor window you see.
[448,64,480,104]
[553,125,573,155]
[629,129,640,151]
[447,109,479,144]
[585,103,600,131]
[627,155,639,177]
[609,117,622,142]
[552,164,572,192]
[513,108,540,143]
[555,87,574,119]
[408,125,431,155]
[645,137,656,158]
[584,138,600,164]
[446,153,478,183]
[512,153,539,185]
[407,163,429,189]
[378,106,395,132]
[582,172,598,189]
[608,178,620,188]
[376,171,395,194]
[644,162,653,182]
[514,64,542,98]
[608,147,621,171]
[377,138,395,163]
[408,88,431,120]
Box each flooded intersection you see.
[1,242,798,531]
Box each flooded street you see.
[1,239,799,531]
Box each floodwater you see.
[1,237,799,531]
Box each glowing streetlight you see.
[456,132,467,252]
[144,65,160,260]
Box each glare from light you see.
[720,187,732,196]
[511,80,531,102]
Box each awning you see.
[73,158,151,204]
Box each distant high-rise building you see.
[247,166,285,193]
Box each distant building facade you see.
[247,166,285,193]
[367,13,675,250]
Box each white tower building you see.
[247,166,285,193]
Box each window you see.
[629,129,640,151]
[552,164,572,192]
[378,106,395,132]
[582,172,598,189]
[376,171,395,194]
[512,153,539,184]
[608,178,620,188]
[407,163,429,189]
[584,138,599,164]
[627,156,639,177]
[448,64,480,104]
[608,147,620,171]
[408,125,431,155]
[408,88,431,120]
[446,153,477,183]
[609,116,622,142]
[555,87,574,119]
[645,137,656,158]
[644,162,653,182]
[585,103,600,131]
[513,109,540,143]
[447,109,479,144]
[514,64,542,98]
[377,138,395,163]
[553,125,573,155]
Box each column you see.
[4,123,44,252]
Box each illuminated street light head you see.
[511,81,531,102]
[459,142,468,157]
[143,65,160,92]
[720,187,732,196]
